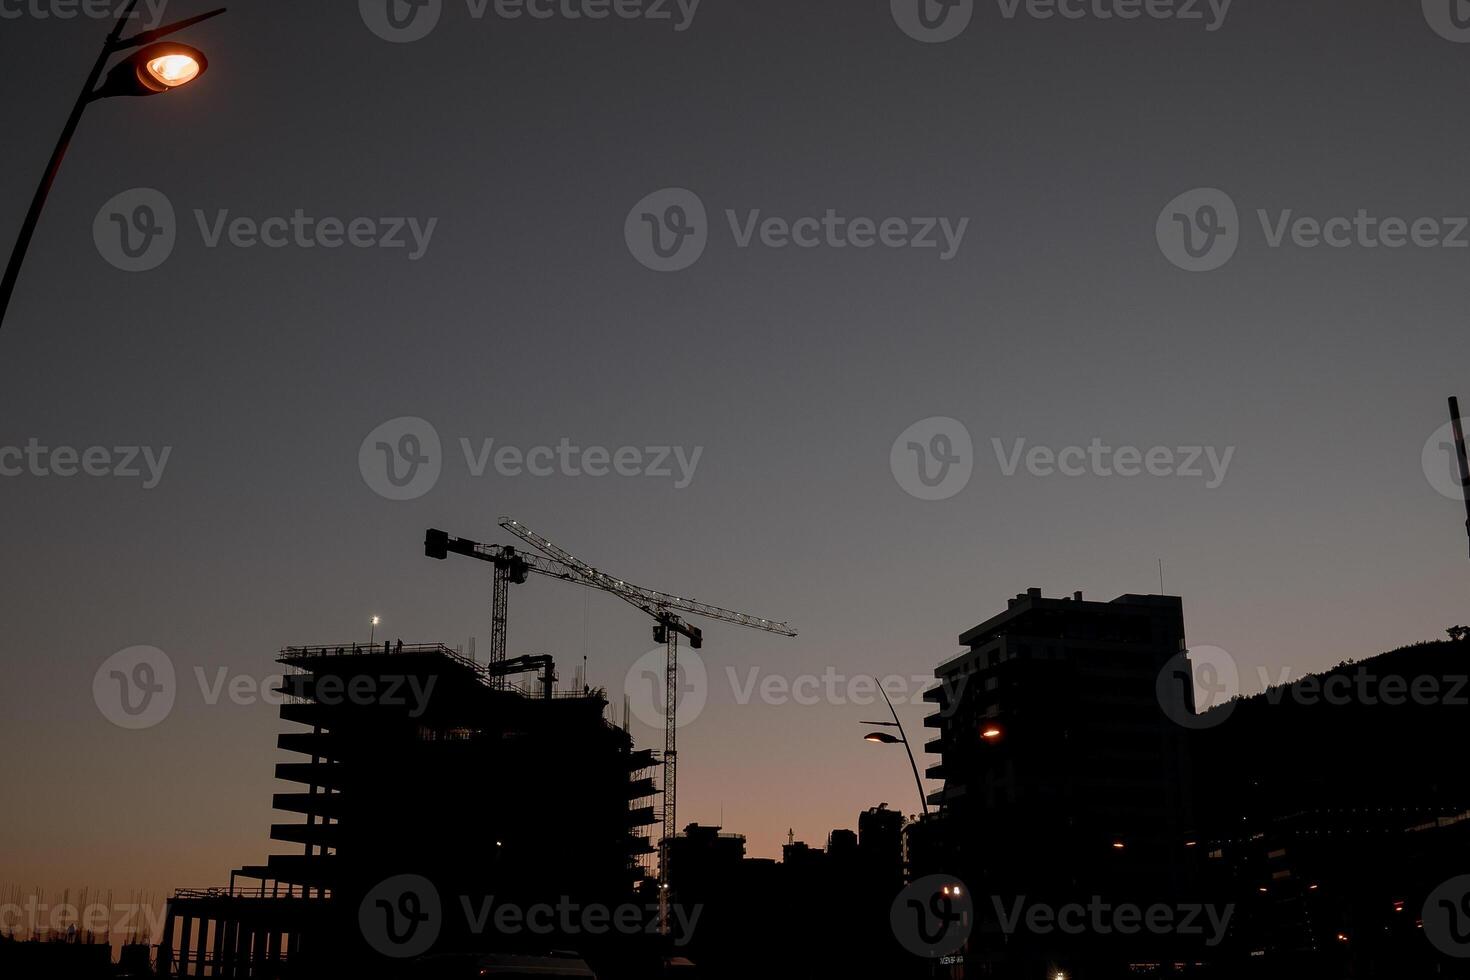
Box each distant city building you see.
[923,588,1194,896]
[663,823,746,909]
[921,588,1198,975]
[858,803,905,891]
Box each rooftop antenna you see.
[1451,397,1470,559]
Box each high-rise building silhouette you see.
[157,641,657,975]
[918,588,1199,974]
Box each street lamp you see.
[860,679,929,816]
[0,1,226,334]
[370,616,381,645]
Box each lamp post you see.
[861,680,929,816]
[370,616,381,646]
[0,0,226,334]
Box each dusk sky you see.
[3,0,1468,903]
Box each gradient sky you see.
[2,0,1468,903]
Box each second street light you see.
[0,1,226,336]
[861,679,929,817]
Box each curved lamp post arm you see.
[878,679,929,817]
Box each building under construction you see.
[156,641,659,976]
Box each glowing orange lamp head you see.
[145,51,203,88]
[97,42,209,99]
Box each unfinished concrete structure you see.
[157,641,658,976]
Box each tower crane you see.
[425,520,797,926]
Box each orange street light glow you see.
[146,54,201,87]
